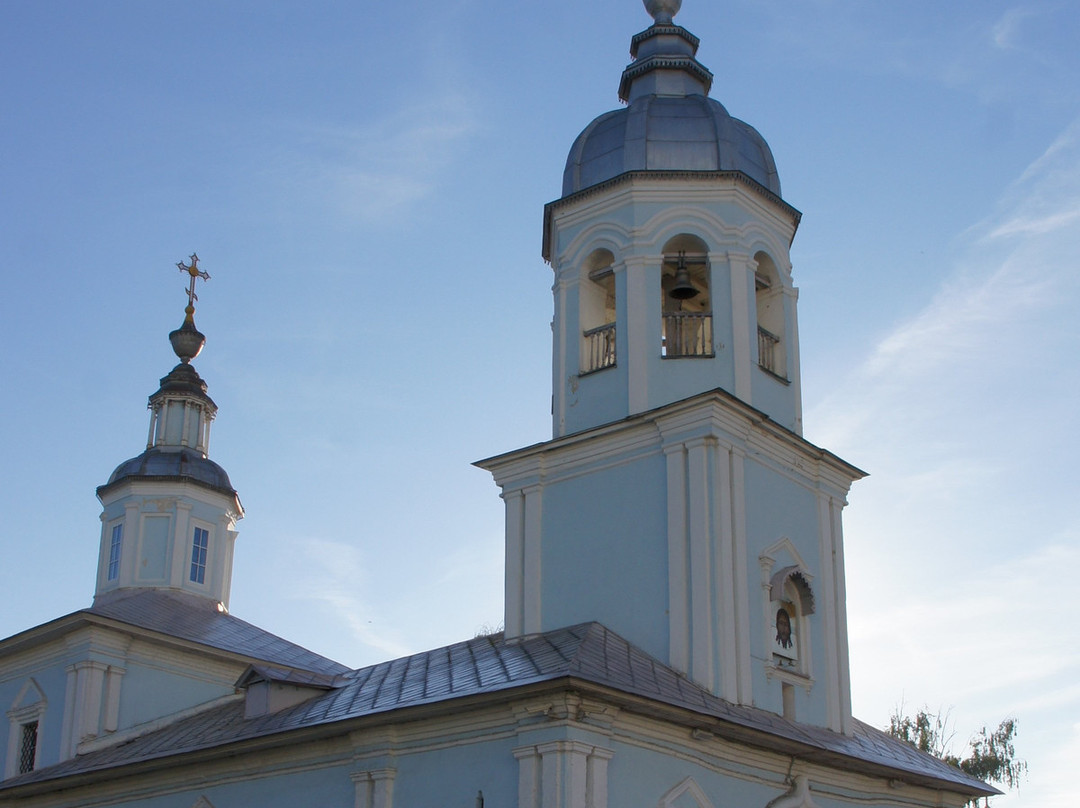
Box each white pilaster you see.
[516,741,613,808]
[665,444,689,674]
[729,447,752,705]
[60,666,77,760]
[686,439,713,689]
[522,485,544,634]
[785,284,803,435]
[504,490,526,638]
[816,493,841,732]
[172,502,193,589]
[102,666,125,734]
[727,252,753,403]
[831,498,853,734]
[514,745,540,808]
[351,768,396,808]
[713,441,738,702]
[624,255,651,416]
[120,503,139,588]
[554,271,569,436]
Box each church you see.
[0,3,995,806]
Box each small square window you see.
[190,527,209,584]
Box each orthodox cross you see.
[177,253,210,308]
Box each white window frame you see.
[106,522,124,581]
[189,523,211,585]
[5,680,46,779]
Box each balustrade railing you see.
[582,322,616,373]
[663,313,713,358]
[757,326,781,375]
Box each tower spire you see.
[170,253,209,364]
[93,254,242,609]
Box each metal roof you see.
[0,622,992,797]
[99,447,236,498]
[87,590,351,677]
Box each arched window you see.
[660,235,712,358]
[580,249,616,373]
[754,252,786,377]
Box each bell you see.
[669,252,699,300]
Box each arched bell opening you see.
[754,251,787,378]
[660,235,712,358]
[579,249,617,374]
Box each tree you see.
[886,706,1027,807]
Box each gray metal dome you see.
[100,447,236,497]
[561,11,780,198]
[562,95,780,198]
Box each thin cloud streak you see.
[290,537,413,660]
[256,94,479,225]
[813,117,1080,807]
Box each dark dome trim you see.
[98,447,238,500]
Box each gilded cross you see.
[177,253,210,308]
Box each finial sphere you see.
[644,0,681,24]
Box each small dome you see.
[561,9,781,199]
[102,447,236,496]
[562,94,780,198]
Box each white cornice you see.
[477,389,864,493]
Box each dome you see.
[560,9,781,199]
[101,447,236,497]
[562,94,780,198]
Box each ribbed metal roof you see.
[99,447,235,496]
[561,16,780,198]
[0,622,992,797]
[88,590,350,677]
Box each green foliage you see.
[887,706,1027,807]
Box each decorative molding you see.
[658,776,714,808]
[544,171,800,261]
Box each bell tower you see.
[481,1,863,734]
[548,0,801,440]
[94,255,243,611]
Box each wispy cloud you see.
[257,94,479,226]
[828,118,1080,807]
[812,114,1080,451]
[991,7,1035,50]
[288,537,413,659]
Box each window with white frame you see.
[106,523,123,581]
[190,526,209,584]
[6,679,45,779]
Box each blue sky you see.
[1,2,1077,804]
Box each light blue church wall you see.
[539,453,670,661]
[114,658,236,730]
[742,458,830,725]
